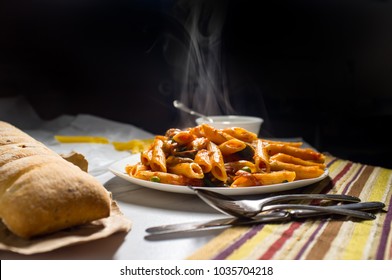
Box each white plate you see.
[109,154,329,195]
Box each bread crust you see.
[0,121,111,238]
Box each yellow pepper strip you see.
[54,135,110,144]
[112,139,154,153]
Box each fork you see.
[192,188,376,220]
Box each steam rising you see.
[163,0,236,127]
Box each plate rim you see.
[108,154,329,195]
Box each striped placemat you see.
[187,155,392,260]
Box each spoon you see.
[173,100,213,122]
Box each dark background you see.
[1,0,391,169]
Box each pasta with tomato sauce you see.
[125,124,326,188]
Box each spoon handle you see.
[173,100,212,122]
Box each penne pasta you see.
[133,170,185,185]
[140,148,153,166]
[190,137,209,150]
[270,153,326,169]
[112,138,154,153]
[207,141,228,182]
[222,127,258,142]
[189,125,204,138]
[150,138,167,172]
[168,162,204,179]
[266,143,325,163]
[231,170,296,188]
[253,139,271,172]
[194,149,212,173]
[270,160,325,180]
[172,130,196,145]
[201,124,232,145]
[261,139,303,147]
[133,170,203,186]
[218,138,247,155]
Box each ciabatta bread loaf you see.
[0,121,111,238]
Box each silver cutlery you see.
[192,188,367,219]
[145,201,385,235]
[173,100,214,122]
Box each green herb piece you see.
[150,176,161,183]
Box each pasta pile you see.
[125,124,326,188]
